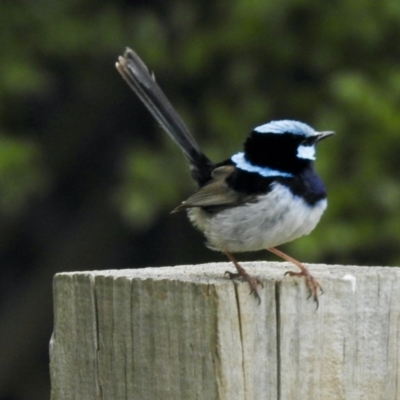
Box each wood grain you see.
[50,262,400,400]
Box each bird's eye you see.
[301,137,313,146]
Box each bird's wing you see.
[172,166,256,212]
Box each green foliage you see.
[0,135,47,216]
[115,140,192,229]
[1,0,400,266]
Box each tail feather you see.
[116,48,214,186]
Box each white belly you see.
[187,182,327,253]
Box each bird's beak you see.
[315,131,335,142]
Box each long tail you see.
[116,48,214,186]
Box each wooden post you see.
[50,262,400,400]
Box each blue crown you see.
[254,120,316,137]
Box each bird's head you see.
[232,120,334,177]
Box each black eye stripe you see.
[301,137,316,146]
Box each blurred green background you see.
[1,0,400,398]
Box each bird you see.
[115,48,334,305]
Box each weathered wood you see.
[50,262,400,400]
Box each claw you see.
[224,253,263,304]
[268,247,323,309]
[225,269,263,304]
[284,269,322,309]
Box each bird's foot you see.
[267,247,323,309]
[284,268,323,308]
[224,270,263,303]
[224,252,263,303]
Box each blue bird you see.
[116,48,334,305]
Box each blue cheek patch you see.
[297,145,316,160]
[231,152,293,178]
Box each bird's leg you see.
[267,247,323,307]
[224,252,263,303]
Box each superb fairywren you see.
[116,48,334,305]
